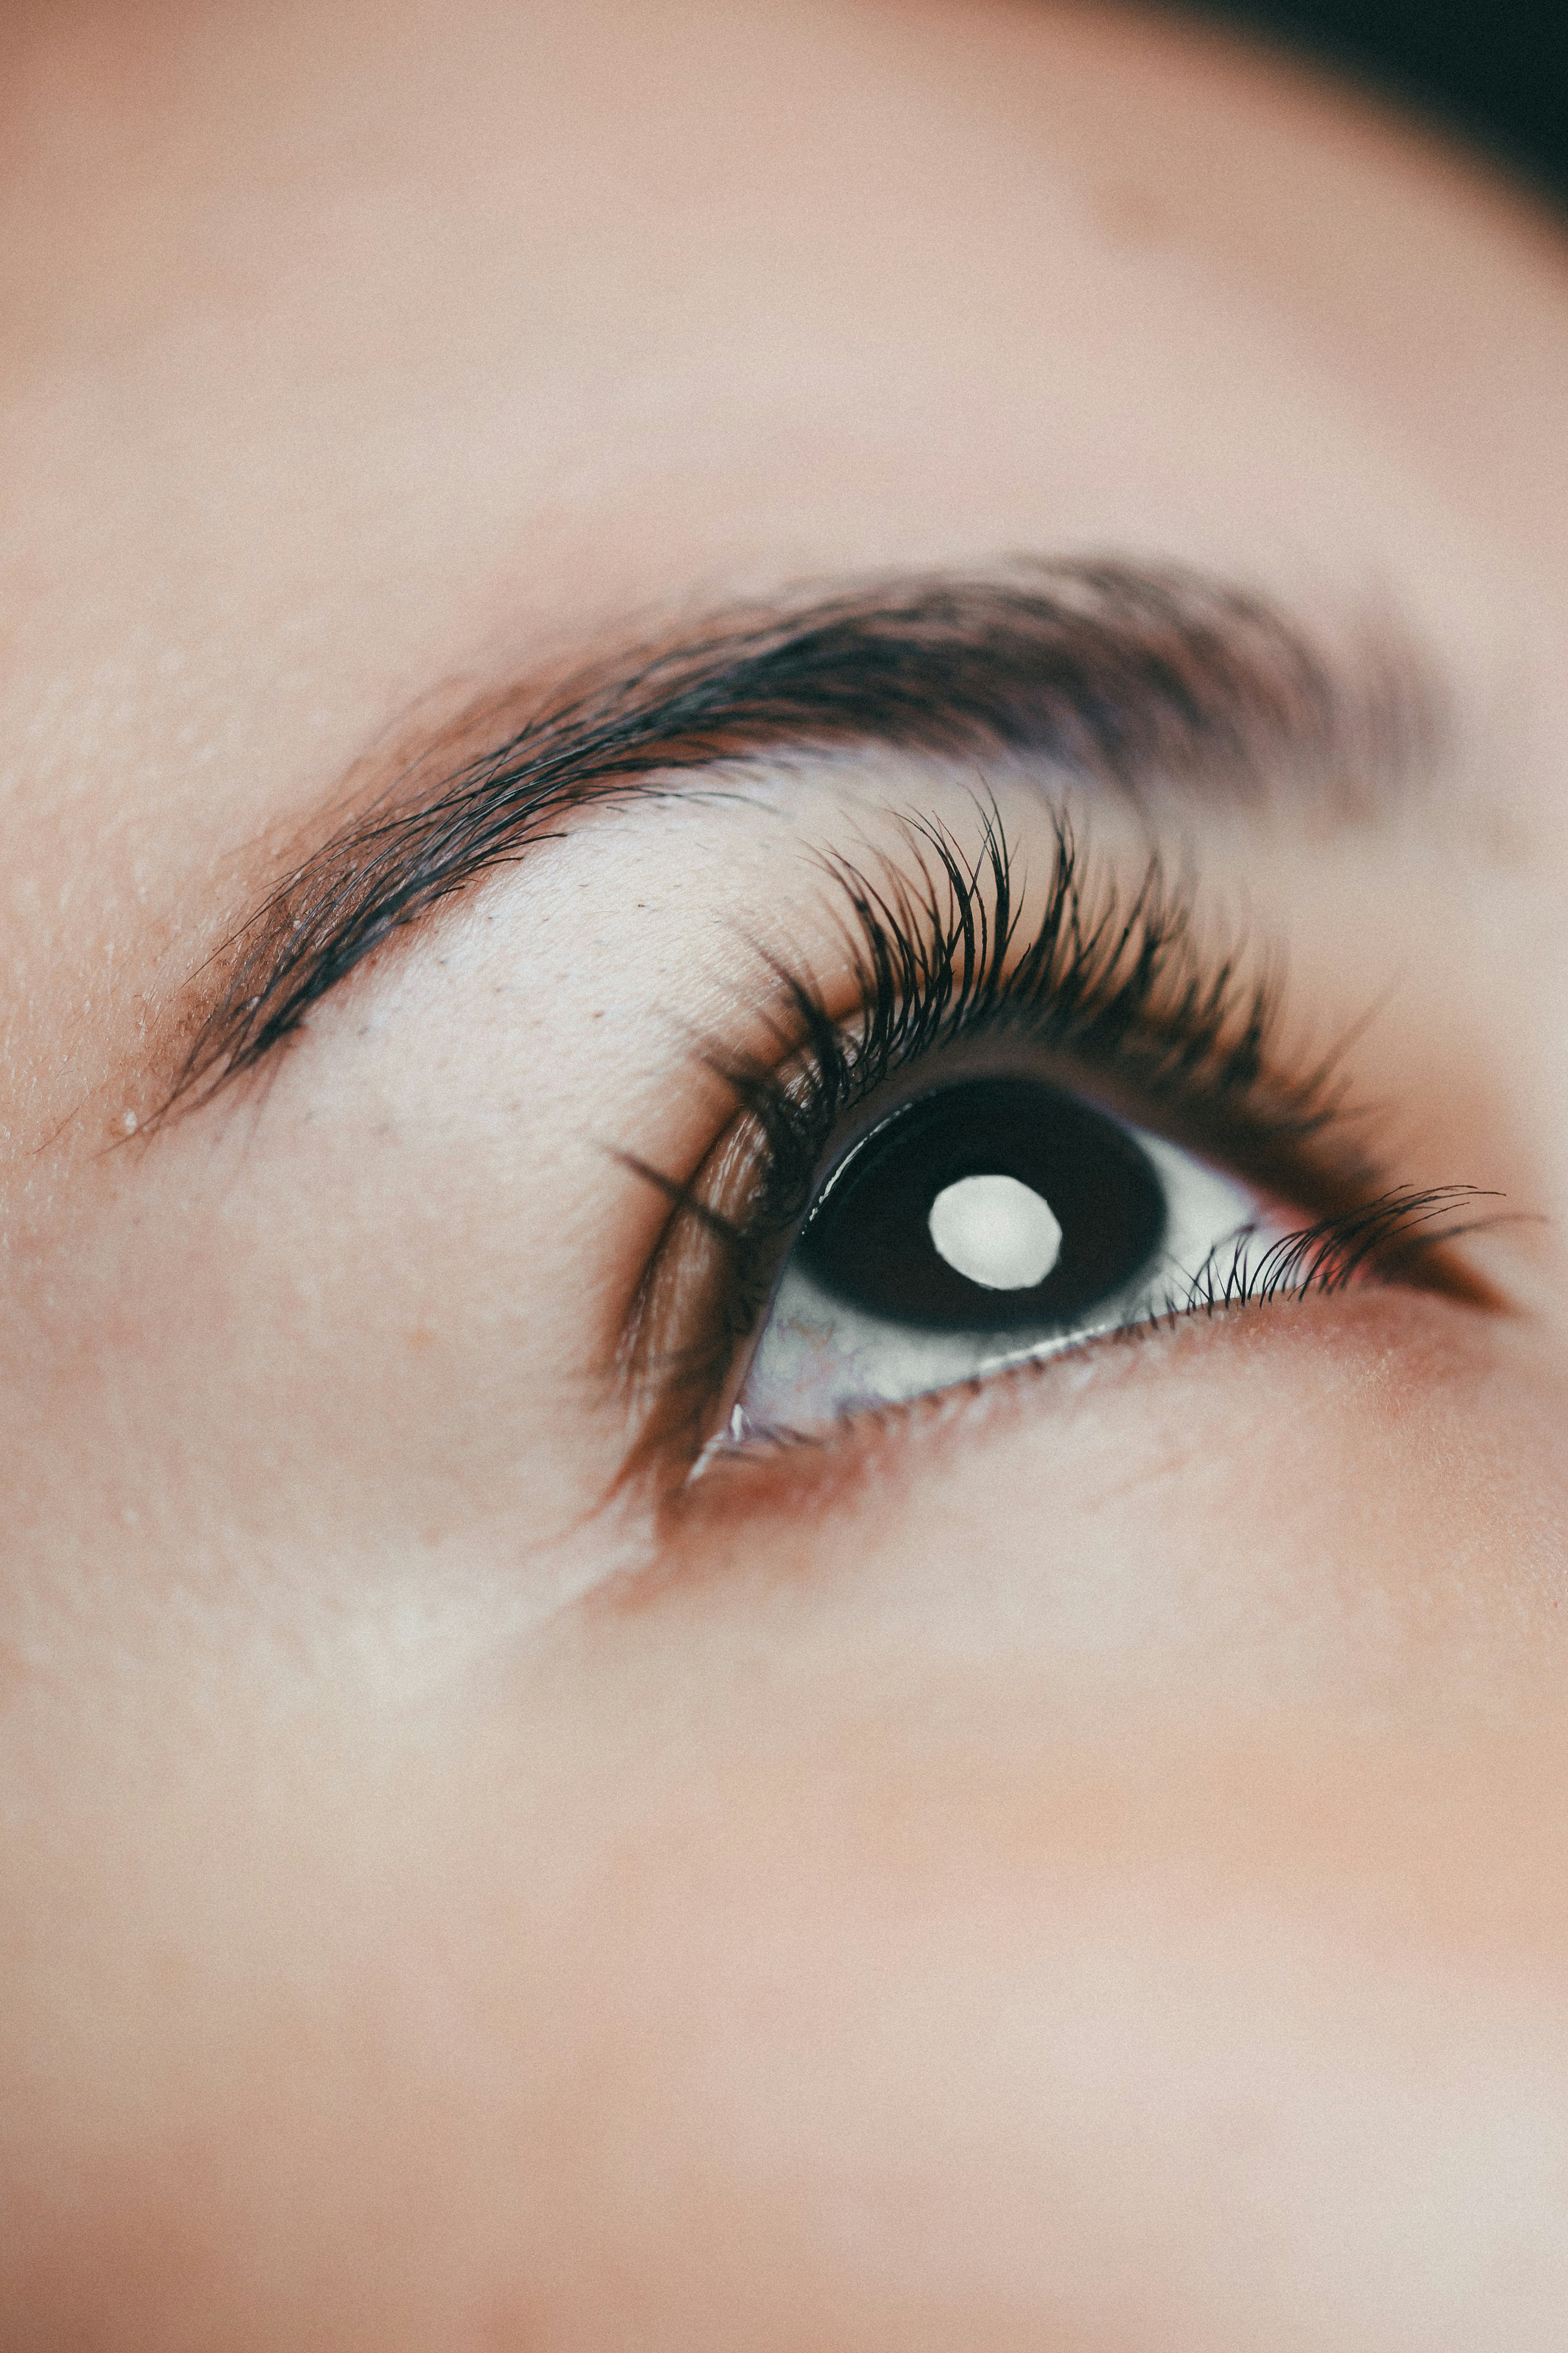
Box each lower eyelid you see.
[672,1278,1500,1558]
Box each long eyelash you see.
[627,805,1480,1427]
[1167,1184,1495,1319]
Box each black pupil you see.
[795,1076,1167,1334]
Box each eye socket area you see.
[619,814,1494,1468]
[724,1068,1282,1442]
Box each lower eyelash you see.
[624,801,1492,1445]
[1165,1184,1498,1318]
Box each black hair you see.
[1198,0,1567,200]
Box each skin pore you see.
[3,0,1568,2344]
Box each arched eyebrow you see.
[158,560,1438,1121]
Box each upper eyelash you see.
[678,804,1338,1289]
[624,802,1486,1429]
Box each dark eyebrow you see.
[159,560,1437,1119]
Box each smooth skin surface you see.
[3,1,1568,2345]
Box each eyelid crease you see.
[148,558,1440,1128]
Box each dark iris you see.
[795,1075,1167,1334]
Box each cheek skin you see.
[5,1294,1567,2349]
[667,1289,1568,1724]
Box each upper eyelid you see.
[145,560,1441,1131]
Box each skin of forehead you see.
[3,6,1568,2348]
[1,0,1567,1166]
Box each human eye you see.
[738,1077,1285,1432]
[629,804,1481,1460]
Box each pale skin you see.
[3,0,1568,2345]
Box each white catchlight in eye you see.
[927,1173,1063,1291]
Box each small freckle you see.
[408,1327,435,1350]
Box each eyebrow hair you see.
[158,560,1438,1119]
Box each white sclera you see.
[927,1172,1064,1291]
